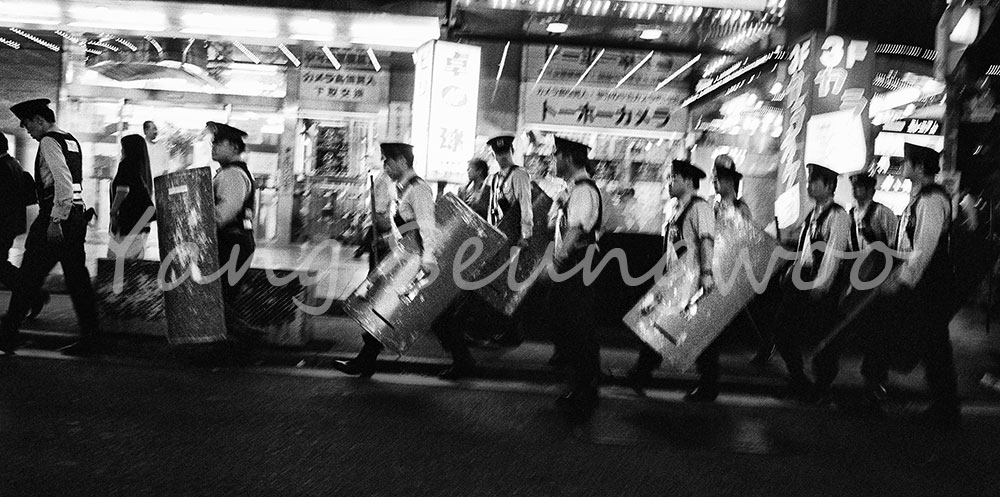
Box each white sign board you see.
[411,40,481,183]
[523,83,687,134]
[804,109,867,174]
[300,68,389,105]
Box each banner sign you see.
[299,68,388,105]
[522,84,687,134]
[412,40,481,183]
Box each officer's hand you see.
[699,274,715,295]
[47,221,64,244]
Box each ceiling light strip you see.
[88,40,119,52]
[54,30,86,46]
[367,48,381,72]
[9,28,60,52]
[0,37,20,49]
[616,50,654,88]
[278,44,301,67]
[680,50,778,107]
[572,48,605,90]
[232,40,261,64]
[144,36,163,55]
[532,44,559,91]
[496,41,510,82]
[321,46,341,70]
[655,53,701,91]
[115,38,137,51]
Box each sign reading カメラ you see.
[299,69,389,106]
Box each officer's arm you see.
[556,186,597,265]
[898,195,948,288]
[39,137,73,221]
[512,169,534,241]
[214,169,248,225]
[693,202,716,280]
[878,205,899,247]
[411,183,438,267]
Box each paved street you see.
[2,351,1000,497]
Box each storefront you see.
[0,0,441,249]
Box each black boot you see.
[684,385,719,403]
[27,290,51,321]
[333,337,381,378]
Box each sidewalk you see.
[7,290,1000,403]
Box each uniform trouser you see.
[773,288,838,385]
[2,207,98,338]
[430,293,475,367]
[549,271,600,389]
[218,231,255,337]
[862,285,959,407]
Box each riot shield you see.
[474,182,553,315]
[623,212,778,372]
[154,167,227,344]
[343,193,506,354]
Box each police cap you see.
[207,121,248,144]
[713,154,743,181]
[10,98,52,121]
[807,163,839,183]
[486,135,515,153]
[904,143,940,175]
[671,159,707,180]
[553,136,590,160]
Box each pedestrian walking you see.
[108,134,155,259]
[459,157,491,220]
[1,99,99,356]
[0,134,49,325]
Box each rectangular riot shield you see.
[154,167,227,344]
[474,183,553,315]
[343,193,506,354]
[623,212,778,372]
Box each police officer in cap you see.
[208,121,256,337]
[335,142,443,377]
[864,144,961,425]
[487,135,533,248]
[848,172,897,250]
[712,154,753,221]
[627,159,716,397]
[773,163,853,402]
[1,99,99,356]
[547,136,603,415]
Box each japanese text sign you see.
[300,69,388,106]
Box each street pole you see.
[827,0,839,31]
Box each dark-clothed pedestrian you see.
[208,122,256,337]
[334,142,444,377]
[108,134,154,259]
[0,134,49,328]
[1,99,99,356]
[626,159,716,397]
[773,163,853,401]
[548,136,603,415]
[864,144,961,426]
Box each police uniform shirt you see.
[373,171,396,219]
[37,126,78,222]
[489,165,534,241]
[670,194,715,272]
[714,197,753,222]
[795,201,852,295]
[896,188,950,288]
[395,169,438,266]
[214,166,252,226]
[852,200,897,249]
[550,170,599,255]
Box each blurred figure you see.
[108,134,154,259]
[712,154,753,221]
[0,134,48,323]
[459,158,490,220]
[849,172,897,250]
[144,121,170,180]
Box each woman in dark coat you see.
[108,134,154,259]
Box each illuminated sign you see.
[776,33,815,229]
[411,40,481,183]
[299,68,388,106]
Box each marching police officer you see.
[773,164,853,401]
[335,143,440,377]
[487,135,533,248]
[1,99,99,356]
[626,159,716,396]
[865,144,961,425]
[849,172,897,250]
[208,122,257,339]
[712,154,753,221]
[547,136,603,415]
